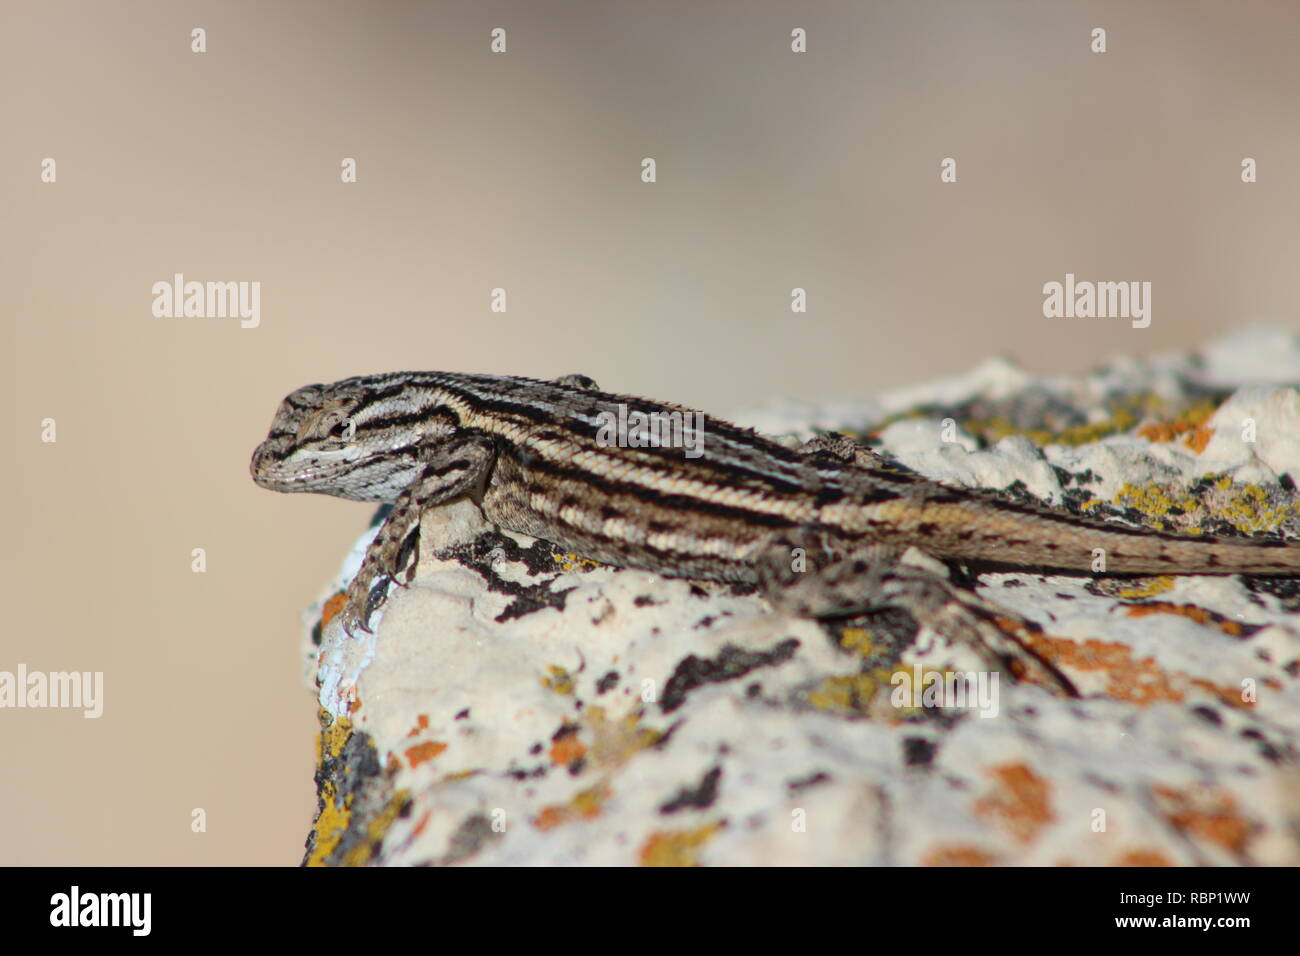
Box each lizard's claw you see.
[338,568,391,637]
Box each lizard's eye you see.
[328,417,356,442]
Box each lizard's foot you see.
[798,432,928,484]
[798,432,882,466]
[553,374,601,391]
[756,539,1077,696]
[339,508,424,635]
[875,565,1079,696]
[336,434,498,636]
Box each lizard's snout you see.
[250,439,282,488]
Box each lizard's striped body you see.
[251,371,1300,693]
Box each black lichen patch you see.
[1244,576,1300,614]
[1053,466,1099,489]
[304,713,406,867]
[824,610,916,674]
[659,766,722,814]
[786,771,831,792]
[316,718,380,808]
[660,639,800,714]
[902,737,937,767]
[437,813,502,866]
[1239,727,1288,764]
[596,671,620,694]
[506,764,549,780]
[437,530,580,623]
[1192,706,1222,726]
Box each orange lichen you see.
[320,591,347,630]
[1183,422,1215,453]
[1124,602,1245,636]
[1018,631,1255,709]
[1134,399,1218,452]
[549,731,588,769]
[921,844,999,866]
[542,708,661,778]
[403,740,447,769]
[1150,784,1251,856]
[534,782,612,830]
[406,714,430,737]
[1137,422,1178,443]
[1116,849,1174,866]
[410,810,432,839]
[972,763,1055,845]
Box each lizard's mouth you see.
[250,439,325,492]
[250,440,300,491]
[252,440,351,492]
[251,437,412,503]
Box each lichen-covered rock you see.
[300,328,1300,866]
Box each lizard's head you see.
[250,376,458,502]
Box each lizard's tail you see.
[892,500,1300,576]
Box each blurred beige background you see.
[3,0,1298,864]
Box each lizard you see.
[250,371,1300,695]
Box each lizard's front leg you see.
[339,433,496,636]
[756,537,1077,696]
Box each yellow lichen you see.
[1088,476,1297,537]
[1210,482,1300,534]
[340,791,410,867]
[305,713,354,868]
[553,552,602,572]
[808,672,881,715]
[1113,576,1175,599]
[638,823,721,866]
[838,628,874,658]
[1109,482,1199,530]
[584,706,663,767]
[541,665,575,695]
[306,712,410,867]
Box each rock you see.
[298,329,1300,866]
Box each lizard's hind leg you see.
[756,538,1078,697]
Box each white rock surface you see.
[299,328,1300,867]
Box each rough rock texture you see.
[299,327,1300,866]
